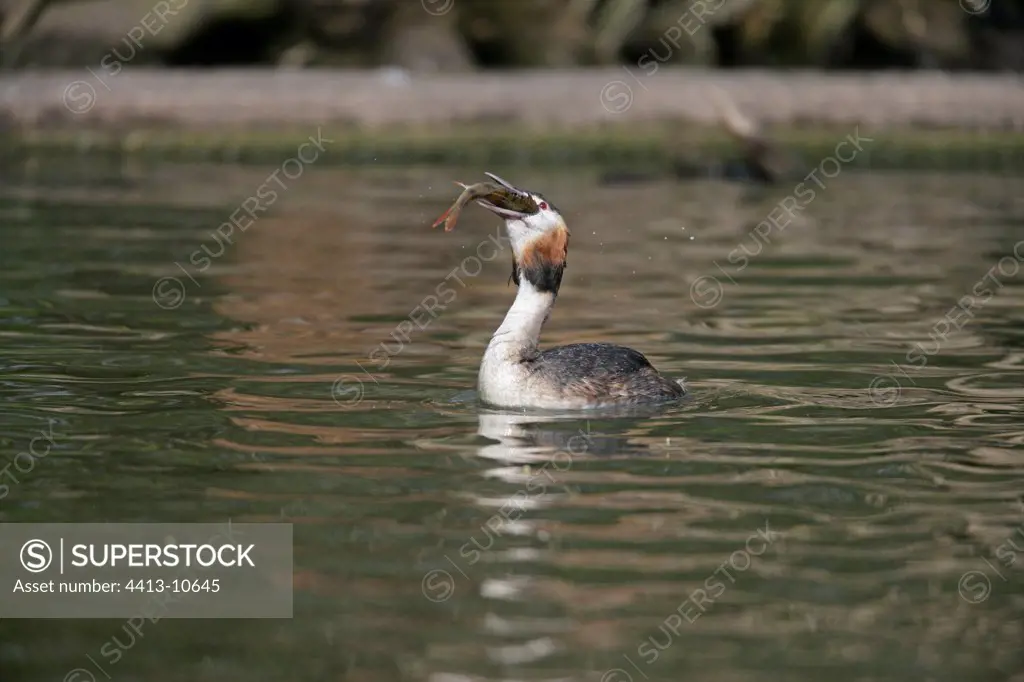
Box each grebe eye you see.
[538,201,548,210]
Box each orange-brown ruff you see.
[435,171,686,410]
[522,226,569,268]
[510,224,569,294]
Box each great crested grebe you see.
[433,172,686,410]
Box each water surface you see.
[1,158,1023,681]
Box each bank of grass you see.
[5,123,1024,173]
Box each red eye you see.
[538,201,548,210]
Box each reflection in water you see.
[1,160,1023,682]
[476,408,673,465]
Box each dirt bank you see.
[3,68,1023,132]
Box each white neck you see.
[486,278,555,360]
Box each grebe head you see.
[475,172,569,294]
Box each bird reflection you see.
[475,404,684,470]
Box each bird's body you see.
[435,172,685,411]
[480,341,685,410]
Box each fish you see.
[431,180,538,232]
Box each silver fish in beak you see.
[475,172,538,220]
[431,172,539,231]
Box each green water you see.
[1,156,1023,681]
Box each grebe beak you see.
[483,172,518,191]
[476,172,537,220]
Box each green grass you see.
[5,124,1024,172]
